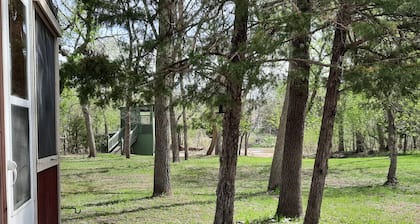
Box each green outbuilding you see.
[119,105,155,155]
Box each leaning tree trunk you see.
[303,2,350,223]
[207,125,218,155]
[384,106,398,186]
[153,0,173,197]
[268,84,289,191]
[276,0,311,218]
[170,95,180,162]
[81,103,96,158]
[214,0,248,223]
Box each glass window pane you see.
[11,106,31,209]
[9,0,28,99]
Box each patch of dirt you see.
[379,201,420,223]
[245,148,274,158]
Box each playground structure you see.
[107,106,155,155]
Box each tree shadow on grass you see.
[61,191,269,222]
[61,199,215,222]
[61,168,110,178]
[61,190,128,196]
[323,184,404,199]
[83,196,153,207]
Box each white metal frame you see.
[2,0,38,222]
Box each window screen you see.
[36,15,56,159]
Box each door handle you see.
[7,160,17,185]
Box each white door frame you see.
[2,0,38,223]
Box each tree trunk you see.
[384,107,398,186]
[403,134,407,154]
[153,0,173,197]
[306,68,321,116]
[355,131,366,153]
[177,0,188,161]
[170,96,180,162]
[182,106,189,160]
[276,0,311,218]
[268,84,289,191]
[215,132,222,155]
[377,123,386,152]
[244,132,249,156]
[81,103,96,158]
[103,109,109,135]
[103,109,109,153]
[207,125,218,155]
[214,0,248,223]
[398,134,403,151]
[238,133,244,155]
[123,106,131,159]
[338,111,345,152]
[352,130,356,152]
[413,136,417,149]
[303,3,350,223]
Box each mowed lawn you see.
[60,153,420,223]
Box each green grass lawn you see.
[60,153,420,223]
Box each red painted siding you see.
[37,166,59,224]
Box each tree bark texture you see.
[153,0,173,197]
[81,104,96,158]
[303,3,350,223]
[214,0,248,223]
[276,0,311,218]
[182,105,189,160]
[103,109,109,139]
[377,123,386,152]
[123,106,131,159]
[338,116,345,152]
[384,107,398,186]
[215,132,222,155]
[170,96,180,162]
[177,0,188,161]
[402,134,407,154]
[244,132,249,156]
[238,133,244,155]
[207,125,218,155]
[268,84,289,191]
[355,131,366,153]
